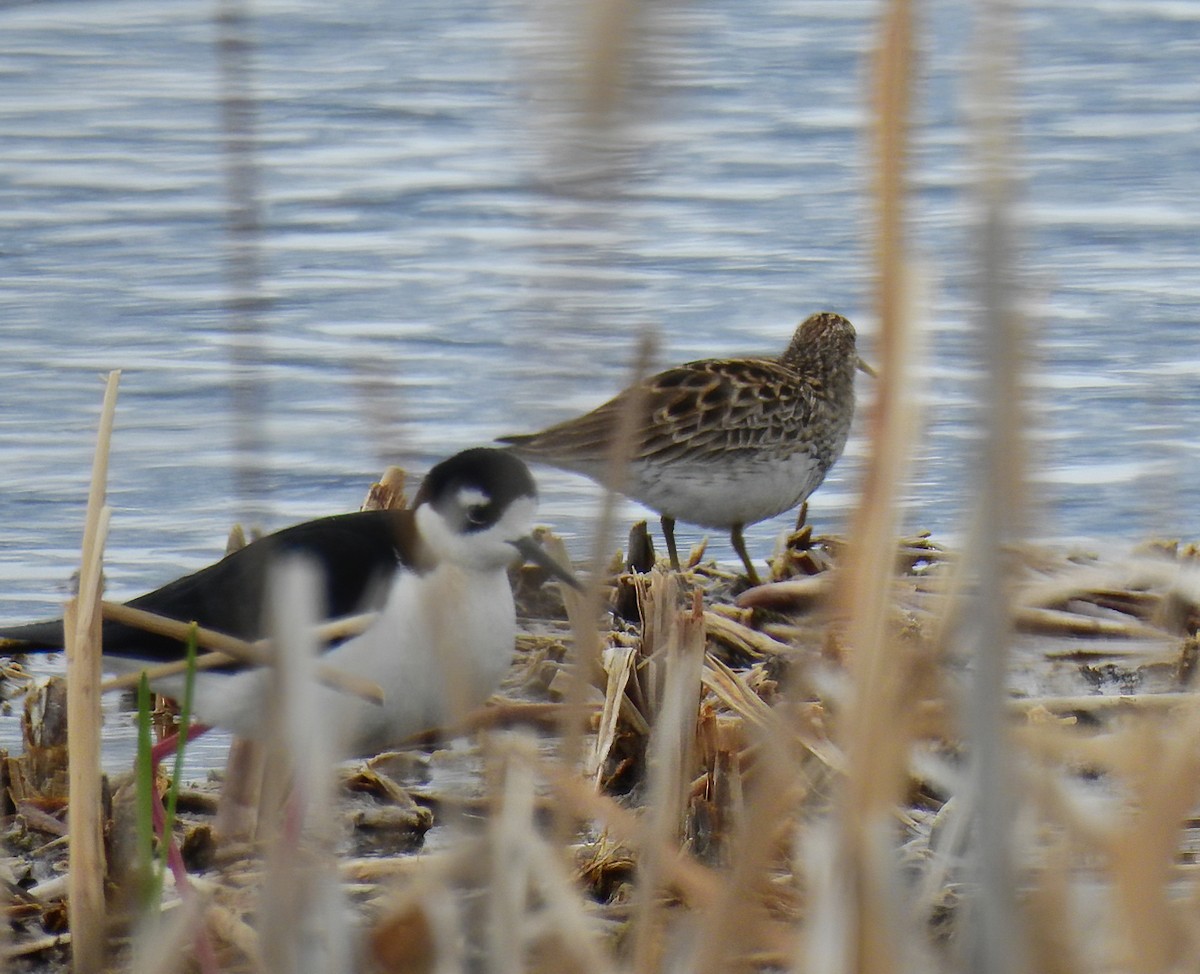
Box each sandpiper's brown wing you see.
[640,358,822,461]
[499,357,822,469]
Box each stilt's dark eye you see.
[448,485,496,532]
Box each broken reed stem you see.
[830,0,919,971]
[98,601,383,704]
[67,368,120,974]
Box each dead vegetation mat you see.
[5,527,1200,972]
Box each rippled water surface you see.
[1,0,1197,767]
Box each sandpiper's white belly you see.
[625,451,826,528]
[156,562,517,758]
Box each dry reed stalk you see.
[462,699,601,734]
[1035,705,1200,970]
[536,758,720,910]
[824,0,923,970]
[129,897,205,974]
[213,737,267,842]
[703,656,845,777]
[557,334,656,808]
[629,579,705,973]
[257,556,352,972]
[1013,558,1181,610]
[66,369,120,974]
[579,0,635,121]
[486,738,538,974]
[734,575,832,612]
[689,735,814,974]
[483,734,621,974]
[1013,606,1162,639]
[1010,691,1200,715]
[520,834,621,974]
[963,0,1029,968]
[0,934,73,966]
[217,0,268,516]
[98,601,383,703]
[704,611,798,659]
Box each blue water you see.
[1,0,1197,768]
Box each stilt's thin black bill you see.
[511,536,582,591]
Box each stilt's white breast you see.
[181,561,517,758]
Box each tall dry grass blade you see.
[66,369,120,974]
[829,0,922,971]
[963,0,1028,970]
[1104,706,1200,969]
[98,601,382,703]
[486,736,538,974]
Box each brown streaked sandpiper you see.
[499,311,872,585]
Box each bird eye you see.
[465,504,490,527]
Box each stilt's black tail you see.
[0,619,67,651]
[0,508,414,663]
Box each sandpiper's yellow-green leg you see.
[730,524,761,586]
[662,514,681,571]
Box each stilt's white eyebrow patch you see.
[456,487,490,508]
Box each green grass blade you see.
[134,671,157,913]
[158,624,199,891]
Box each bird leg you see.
[150,722,221,974]
[661,515,681,571]
[150,723,213,884]
[730,524,762,586]
[150,722,212,768]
